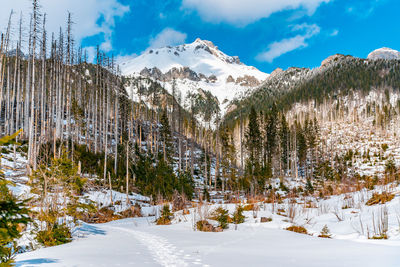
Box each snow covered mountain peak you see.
[121,38,269,116]
[367,47,400,60]
[119,38,260,76]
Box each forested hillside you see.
[225,55,400,125]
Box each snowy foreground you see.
[16,215,400,267]
[5,151,400,266]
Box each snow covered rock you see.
[367,47,400,60]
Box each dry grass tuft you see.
[243,204,255,211]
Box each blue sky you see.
[2,0,399,73]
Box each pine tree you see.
[279,113,290,174]
[159,108,173,164]
[245,107,262,191]
[265,103,278,168]
[0,131,30,265]
[296,122,307,177]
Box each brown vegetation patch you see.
[182,209,190,215]
[81,207,122,223]
[286,225,308,235]
[120,204,142,218]
[156,216,171,225]
[366,192,395,206]
[196,220,223,232]
[260,217,272,223]
[370,234,388,240]
[243,204,255,211]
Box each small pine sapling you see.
[318,225,332,238]
[232,205,245,225]
[156,205,173,225]
[211,207,230,230]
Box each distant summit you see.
[367,47,400,60]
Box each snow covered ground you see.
[15,215,400,267]
[14,183,400,267]
[3,147,400,267]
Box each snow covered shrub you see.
[172,191,187,212]
[210,207,230,229]
[260,217,272,223]
[318,225,331,238]
[156,205,173,225]
[366,192,394,206]
[66,200,97,222]
[286,225,308,235]
[83,207,121,223]
[232,206,245,225]
[120,203,142,218]
[196,220,222,232]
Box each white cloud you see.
[256,23,320,62]
[182,0,330,26]
[148,28,187,49]
[346,0,385,19]
[0,0,129,51]
[330,29,339,36]
[115,28,186,66]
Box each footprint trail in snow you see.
[113,226,204,267]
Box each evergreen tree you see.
[245,107,262,191]
[220,126,237,191]
[279,113,290,174]
[177,171,195,200]
[0,131,30,265]
[265,103,278,166]
[159,109,174,164]
[296,122,307,177]
[304,117,319,177]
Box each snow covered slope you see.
[120,39,269,114]
[368,47,400,60]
